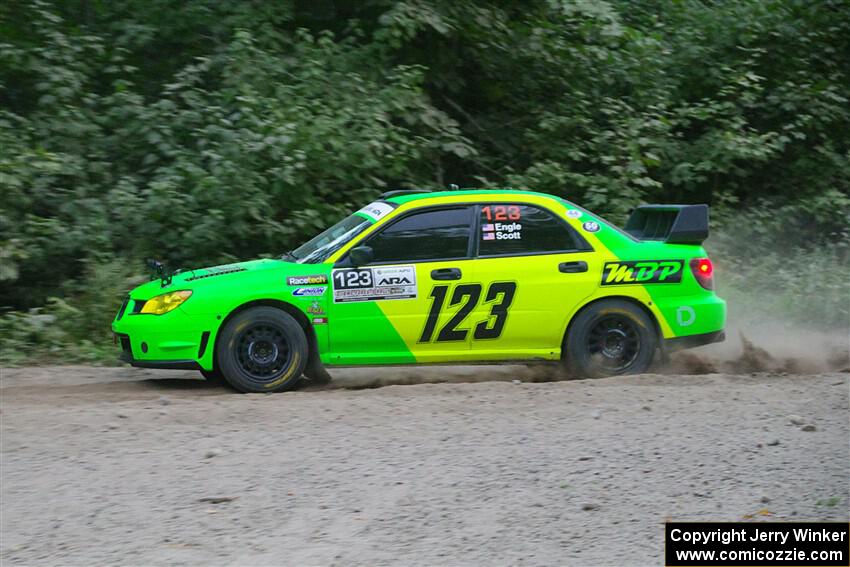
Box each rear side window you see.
[368,207,473,263]
[478,204,586,256]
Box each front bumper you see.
[115,333,202,370]
[112,300,217,370]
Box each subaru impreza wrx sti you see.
[112,189,725,392]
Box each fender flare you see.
[212,299,322,374]
[561,295,662,360]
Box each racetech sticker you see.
[332,265,417,303]
[287,274,328,286]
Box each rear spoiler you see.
[624,204,709,244]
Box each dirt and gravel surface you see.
[2,352,848,566]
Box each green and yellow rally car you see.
[113,189,725,392]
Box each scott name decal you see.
[601,260,684,285]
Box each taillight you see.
[690,258,714,290]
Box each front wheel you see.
[216,307,308,393]
[564,299,657,378]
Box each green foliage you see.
[0,2,473,311]
[0,0,848,362]
[0,260,133,364]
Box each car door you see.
[468,203,600,360]
[327,206,479,364]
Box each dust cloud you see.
[306,320,849,391]
[664,320,849,376]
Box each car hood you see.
[129,258,301,299]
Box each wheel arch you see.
[212,299,320,372]
[562,295,662,360]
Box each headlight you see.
[140,290,193,315]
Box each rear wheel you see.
[216,307,308,393]
[564,299,657,378]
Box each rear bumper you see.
[663,329,725,352]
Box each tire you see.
[216,307,308,393]
[564,299,657,378]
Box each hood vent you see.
[185,265,247,281]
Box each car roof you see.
[384,189,562,205]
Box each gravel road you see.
[1,365,848,566]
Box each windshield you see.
[290,213,373,264]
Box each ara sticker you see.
[566,209,582,219]
[292,287,326,297]
[312,317,328,325]
[582,221,600,233]
[287,274,328,286]
[331,265,417,303]
[601,260,684,285]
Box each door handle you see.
[431,268,462,280]
[559,261,588,273]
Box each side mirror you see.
[348,245,373,267]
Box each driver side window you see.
[366,207,473,264]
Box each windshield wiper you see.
[280,250,300,262]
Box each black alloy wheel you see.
[586,314,641,372]
[236,323,292,382]
[564,299,657,378]
[216,307,308,393]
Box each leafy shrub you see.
[0,260,135,365]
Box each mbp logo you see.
[601,260,684,285]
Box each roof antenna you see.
[448,183,459,191]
